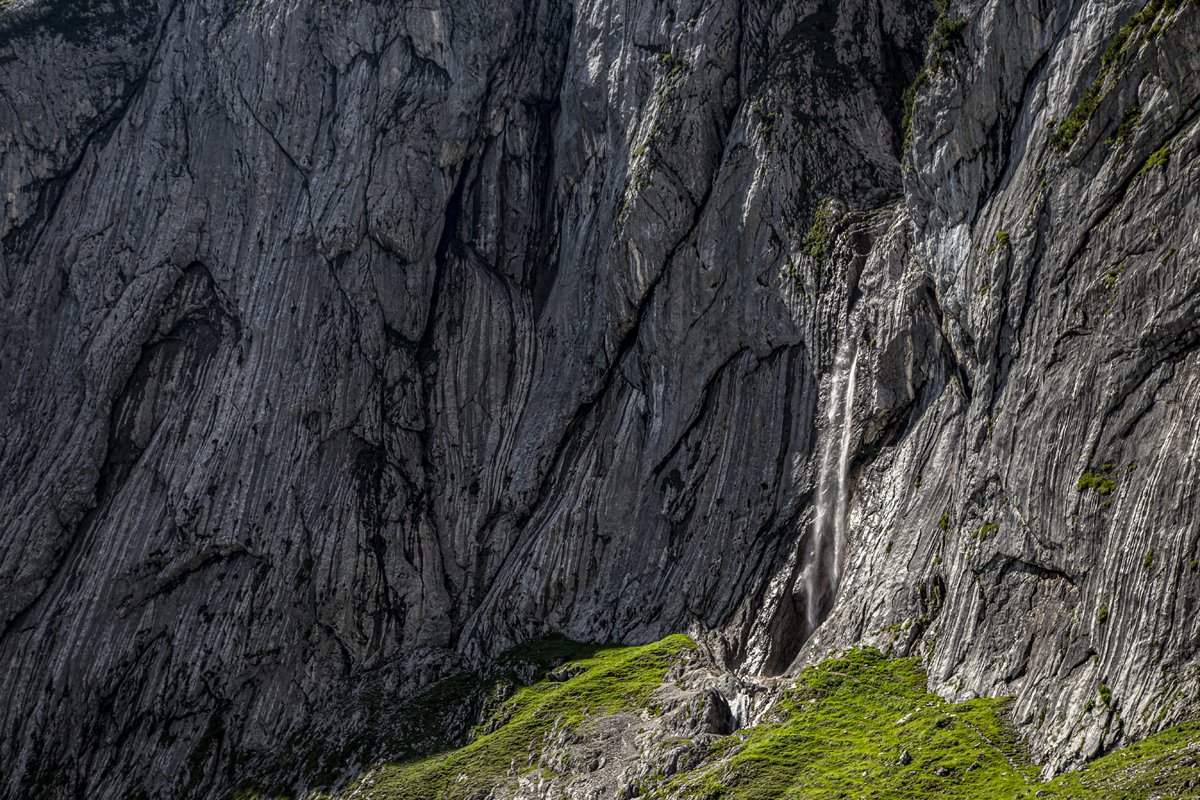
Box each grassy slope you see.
[350,634,695,799]
[660,648,1199,799]
[658,648,1037,799]
[237,637,1199,800]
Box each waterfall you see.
[834,344,858,589]
[806,333,859,635]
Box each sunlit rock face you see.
[0,0,1197,795]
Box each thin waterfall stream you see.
[806,332,859,635]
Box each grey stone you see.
[0,0,1197,796]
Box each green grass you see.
[234,638,1200,800]
[344,635,694,800]
[233,634,629,796]
[902,0,967,147]
[901,68,929,146]
[928,0,969,73]
[1106,106,1142,147]
[652,648,1036,799]
[802,198,838,263]
[975,522,998,540]
[1050,81,1104,153]
[1036,719,1200,798]
[1136,144,1171,179]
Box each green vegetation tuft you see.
[1077,472,1117,495]
[1136,144,1171,179]
[802,198,838,263]
[902,0,967,148]
[995,230,1011,247]
[1106,106,1142,147]
[901,69,929,146]
[1097,605,1108,623]
[1144,549,1154,569]
[1103,262,1125,290]
[1050,81,1103,153]
[929,0,969,73]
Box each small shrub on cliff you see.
[802,199,837,263]
[1136,145,1171,179]
[901,69,929,146]
[1077,472,1117,495]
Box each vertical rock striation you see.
[809,0,1200,776]
[0,0,1196,796]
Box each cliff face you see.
[0,0,1197,795]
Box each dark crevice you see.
[647,345,751,480]
[235,85,311,190]
[416,160,470,649]
[974,553,1079,589]
[977,48,1051,219]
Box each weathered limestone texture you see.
[0,0,1196,795]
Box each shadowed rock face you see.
[0,0,1196,795]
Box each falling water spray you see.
[806,332,859,635]
[833,344,858,588]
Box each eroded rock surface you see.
[0,0,1196,796]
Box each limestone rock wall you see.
[808,0,1200,775]
[0,0,1196,796]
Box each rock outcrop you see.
[0,0,1196,796]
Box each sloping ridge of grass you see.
[233,634,695,800]
[655,648,1200,799]
[234,637,1200,800]
[342,634,695,799]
